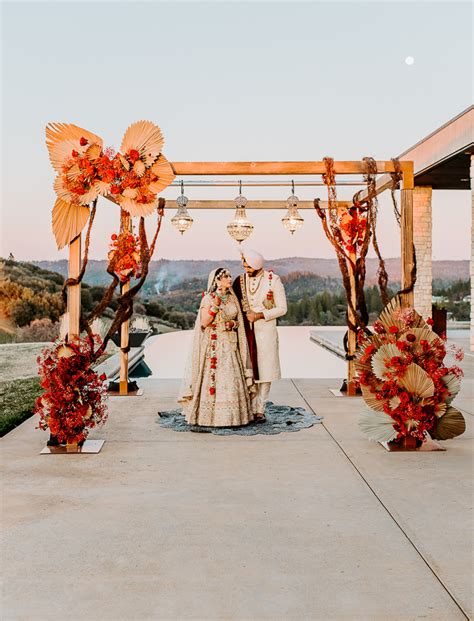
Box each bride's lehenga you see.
[179,278,255,427]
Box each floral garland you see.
[35,335,108,444]
[355,296,465,443]
[263,269,276,310]
[339,205,368,255]
[108,230,141,283]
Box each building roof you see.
[398,106,473,189]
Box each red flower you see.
[79,137,88,146]
[111,234,117,240]
[427,318,434,326]
[71,149,79,157]
[128,149,140,163]
[389,326,399,334]
[209,387,216,395]
[406,333,416,342]
[110,184,122,194]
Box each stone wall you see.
[413,186,433,320]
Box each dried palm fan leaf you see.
[378,295,424,332]
[85,143,102,160]
[398,363,434,398]
[399,326,441,352]
[360,383,385,411]
[133,160,145,177]
[122,187,138,199]
[442,373,461,403]
[430,406,465,440]
[117,196,158,218]
[52,198,90,250]
[371,344,401,380]
[389,395,401,410]
[95,180,111,196]
[119,154,130,171]
[120,120,164,166]
[149,155,176,193]
[433,401,447,418]
[77,185,100,205]
[65,163,82,181]
[54,174,74,202]
[359,409,398,442]
[46,123,103,172]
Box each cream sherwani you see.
[245,270,287,413]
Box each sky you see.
[1,0,472,262]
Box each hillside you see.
[33,258,470,293]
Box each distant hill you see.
[33,257,470,294]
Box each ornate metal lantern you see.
[282,182,304,234]
[171,182,193,235]
[226,184,254,243]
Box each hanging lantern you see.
[227,185,254,243]
[282,182,304,235]
[171,182,193,235]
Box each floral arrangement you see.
[108,230,141,282]
[46,121,175,249]
[355,296,465,444]
[339,205,368,255]
[35,335,108,445]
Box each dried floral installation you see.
[355,296,465,444]
[46,120,175,249]
[35,334,109,444]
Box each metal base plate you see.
[379,438,445,452]
[40,440,105,454]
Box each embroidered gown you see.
[181,294,255,427]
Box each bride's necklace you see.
[216,290,230,303]
[248,271,264,295]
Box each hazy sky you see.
[1,1,472,262]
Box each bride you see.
[179,267,255,427]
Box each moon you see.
[405,56,415,66]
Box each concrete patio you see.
[2,353,472,620]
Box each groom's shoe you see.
[254,413,266,423]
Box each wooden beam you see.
[165,200,353,210]
[170,161,413,176]
[67,234,81,339]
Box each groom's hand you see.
[247,311,263,323]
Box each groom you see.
[233,249,287,421]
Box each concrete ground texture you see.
[2,348,473,619]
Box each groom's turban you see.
[243,248,264,270]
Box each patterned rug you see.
[156,401,323,436]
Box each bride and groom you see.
[179,249,287,427]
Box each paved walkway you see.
[2,367,472,619]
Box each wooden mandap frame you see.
[66,159,414,395]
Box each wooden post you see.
[347,248,357,396]
[401,163,415,308]
[119,211,131,395]
[67,234,82,339]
